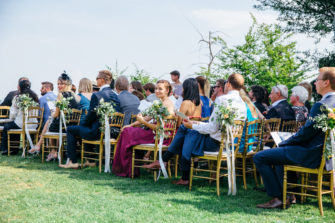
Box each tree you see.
[255,0,335,41]
[208,17,312,91]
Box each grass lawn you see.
[0,155,334,223]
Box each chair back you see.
[110,112,125,128]
[243,119,263,153]
[26,106,44,132]
[319,130,330,172]
[200,117,209,122]
[153,115,177,147]
[130,114,138,124]
[281,120,297,132]
[0,106,10,119]
[218,120,245,158]
[297,121,306,130]
[66,109,82,126]
[261,118,281,149]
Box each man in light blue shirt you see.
[39,81,57,127]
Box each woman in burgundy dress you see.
[112,80,175,177]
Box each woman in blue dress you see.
[77,78,92,124]
[196,76,211,120]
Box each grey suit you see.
[118,91,140,125]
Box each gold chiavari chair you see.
[8,106,43,156]
[189,120,245,196]
[281,120,298,133]
[236,119,263,190]
[41,109,82,163]
[131,115,177,181]
[297,121,306,131]
[81,112,124,173]
[0,106,10,144]
[283,130,335,216]
[261,118,281,150]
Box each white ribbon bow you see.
[225,124,236,195]
[157,117,168,180]
[104,114,111,173]
[22,108,35,157]
[329,129,335,189]
[57,110,67,164]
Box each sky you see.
[0,0,332,99]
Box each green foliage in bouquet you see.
[94,99,116,132]
[17,94,38,110]
[56,96,73,114]
[142,100,169,138]
[212,99,239,130]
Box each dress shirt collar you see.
[271,99,286,108]
[99,84,110,91]
[227,90,240,96]
[321,92,335,100]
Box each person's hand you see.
[183,119,193,129]
[136,114,145,124]
[121,125,131,132]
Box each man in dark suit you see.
[115,75,140,126]
[59,70,120,169]
[254,67,335,209]
[266,84,295,121]
[1,77,28,106]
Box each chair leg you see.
[252,162,258,186]
[317,173,324,216]
[99,143,103,173]
[131,149,135,179]
[189,157,194,191]
[7,133,10,156]
[283,168,288,209]
[41,138,45,163]
[22,133,26,157]
[167,161,172,179]
[175,155,179,178]
[330,173,335,210]
[81,142,84,169]
[216,160,221,197]
[242,156,247,190]
[301,173,305,204]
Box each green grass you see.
[0,156,334,223]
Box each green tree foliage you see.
[255,0,335,40]
[209,18,311,91]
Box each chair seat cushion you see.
[44,132,66,136]
[8,129,37,133]
[204,150,228,157]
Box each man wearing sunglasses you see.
[210,79,226,102]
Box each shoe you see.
[46,153,57,162]
[1,151,8,155]
[172,179,189,186]
[289,194,296,204]
[83,161,96,167]
[59,162,79,169]
[28,146,40,154]
[142,160,166,169]
[256,197,290,209]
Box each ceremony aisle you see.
[0,156,334,222]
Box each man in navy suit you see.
[59,70,120,169]
[265,84,295,121]
[115,75,140,126]
[254,67,335,209]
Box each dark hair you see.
[18,77,28,84]
[19,80,39,103]
[42,81,54,91]
[58,72,72,85]
[170,70,180,78]
[251,85,265,103]
[262,86,270,106]
[216,79,226,89]
[132,90,144,100]
[71,84,76,93]
[227,73,244,90]
[143,83,155,93]
[131,81,144,93]
[182,78,200,106]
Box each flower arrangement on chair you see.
[95,98,116,172]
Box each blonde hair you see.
[78,78,93,93]
[239,89,258,118]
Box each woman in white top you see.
[1,80,39,155]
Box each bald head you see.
[227,73,244,90]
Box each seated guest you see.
[265,84,295,121]
[1,80,39,155]
[143,73,247,185]
[78,78,93,124]
[132,90,145,101]
[58,70,120,169]
[1,77,29,106]
[129,81,144,94]
[290,86,309,122]
[210,79,226,102]
[112,80,175,177]
[143,83,157,102]
[195,76,212,119]
[71,84,77,94]
[39,81,57,127]
[299,81,313,112]
[254,67,335,209]
[249,85,267,114]
[28,73,79,160]
[115,75,140,126]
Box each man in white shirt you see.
[143,73,247,185]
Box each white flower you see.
[153,100,160,105]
